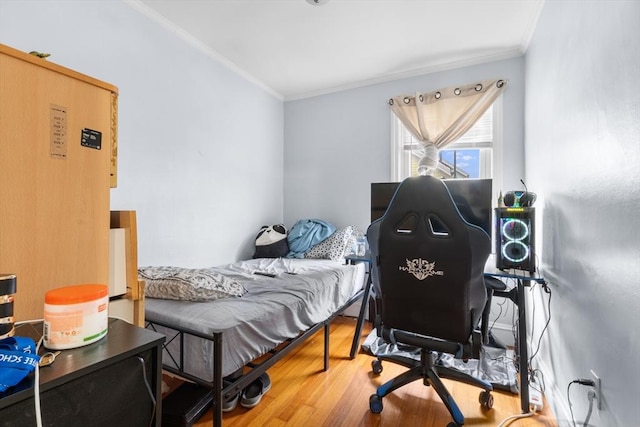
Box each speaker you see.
[495,207,536,272]
[503,191,537,207]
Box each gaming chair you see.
[367,175,494,427]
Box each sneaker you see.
[222,392,240,412]
[240,373,271,408]
[222,370,242,412]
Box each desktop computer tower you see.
[495,207,536,273]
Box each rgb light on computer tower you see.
[495,207,536,273]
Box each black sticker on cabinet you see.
[81,128,102,150]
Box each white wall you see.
[283,57,526,232]
[525,1,640,425]
[0,0,284,267]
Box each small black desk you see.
[345,253,373,359]
[0,318,165,426]
[484,263,546,414]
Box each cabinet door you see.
[0,45,116,321]
[0,351,158,427]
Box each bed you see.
[143,256,366,426]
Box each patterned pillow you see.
[305,225,360,261]
[138,266,247,302]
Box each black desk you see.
[484,264,546,414]
[345,253,373,359]
[0,318,165,426]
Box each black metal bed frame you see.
[145,288,364,426]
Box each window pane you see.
[439,149,481,178]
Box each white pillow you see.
[305,225,360,261]
[138,266,247,302]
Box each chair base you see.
[370,349,493,426]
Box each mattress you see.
[145,258,365,380]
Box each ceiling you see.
[130,0,544,100]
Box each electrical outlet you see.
[529,378,543,412]
[529,385,543,412]
[590,369,601,410]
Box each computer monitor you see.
[370,178,493,237]
[370,182,401,223]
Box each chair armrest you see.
[484,275,507,291]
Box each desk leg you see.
[517,279,530,413]
[153,340,163,426]
[350,275,372,359]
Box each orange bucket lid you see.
[45,284,108,305]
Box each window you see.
[390,100,502,185]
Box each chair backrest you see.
[367,176,490,344]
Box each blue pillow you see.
[287,219,336,258]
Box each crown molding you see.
[284,49,525,102]
[123,0,283,101]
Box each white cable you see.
[496,411,535,427]
[34,336,43,427]
[583,390,596,427]
[34,364,42,427]
[14,318,44,326]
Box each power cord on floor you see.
[496,411,535,427]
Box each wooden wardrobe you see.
[0,43,118,322]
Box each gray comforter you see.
[145,258,364,379]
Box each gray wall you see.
[0,0,284,267]
[524,1,640,425]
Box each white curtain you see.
[389,79,506,175]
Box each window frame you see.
[389,97,504,199]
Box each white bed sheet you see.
[145,258,365,380]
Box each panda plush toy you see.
[253,224,289,259]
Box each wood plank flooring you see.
[169,316,557,427]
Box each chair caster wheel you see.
[369,394,383,414]
[371,359,383,375]
[446,422,461,427]
[479,390,494,409]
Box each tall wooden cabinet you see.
[0,43,118,321]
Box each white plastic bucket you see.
[43,284,109,350]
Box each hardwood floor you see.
[172,316,557,426]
